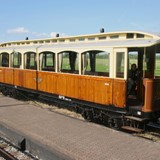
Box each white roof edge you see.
[0,30,159,45]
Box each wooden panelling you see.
[153,79,160,112]
[37,71,57,93]
[113,79,126,108]
[13,69,37,90]
[57,74,80,99]
[1,68,14,85]
[142,79,160,112]
[14,69,23,87]
[0,68,127,108]
[79,76,113,105]
[0,67,4,83]
[37,72,113,106]
[21,70,37,90]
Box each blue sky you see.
[0,0,160,42]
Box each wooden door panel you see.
[38,72,57,93]
[79,77,113,105]
[3,68,14,85]
[143,79,160,112]
[113,79,126,108]
[22,70,37,90]
[14,69,23,87]
[57,75,113,105]
[0,68,4,83]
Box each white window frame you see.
[113,48,128,80]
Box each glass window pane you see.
[128,51,138,68]
[155,53,160,78]
[46,54,54,66]
[13,52,21,68]
[41,52,55,71]
[59,52,78,74]
[1,53,9,67]
[61,53,70,70]
[116,52,124,78]
[143,51,152,78]
[96,52,109,73]
[82,51,110,77]
[26,52,37,70]
[30,54,35,67]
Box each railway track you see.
[0,137,38,160]
[133,129,160,142]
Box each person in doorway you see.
[127,63,139,96]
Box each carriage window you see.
[143,51,152,78]
[82,51,110,77]
[1,53,9,67]
[41,52,55,71]
[59,52,78,74]
[127,33,134,39]
[12,52,21,68]
[128,51,138,68]
[25,52,37,70]
[110,35,119,39]
[116,52,124,78]
[137,34,144,38]
[155,53,160,78]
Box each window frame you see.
[154,52,160,78]
[81,51,110,77]
[114,48,128,79]
[40,52,55,71]
[0,52,9,67]
[11,52,21,68]
[58,51,79,74]
[25,52,37,70]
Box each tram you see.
[0,30,160,131]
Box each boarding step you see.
[124,116,145,122]
[121,126,143,133]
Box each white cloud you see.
[7,27,68,39]
[7,27,29,34]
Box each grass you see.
[129,57,160,76]
[61,56,109,72]
[23,54,160,76]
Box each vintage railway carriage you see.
[0,31,160,131]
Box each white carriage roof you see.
[0,31,160,51]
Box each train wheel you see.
[10,89,18,98]
[108,118,121,130]
[2,88,9,96]
[82,110,93,122]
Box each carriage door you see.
[113,48,128,108]
[128,49,143,101]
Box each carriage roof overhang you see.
[0,38,160,53]
[1,30,160,53]
[0,45,39,53]
[26,38,160,49]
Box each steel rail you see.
[0,147,18,160]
